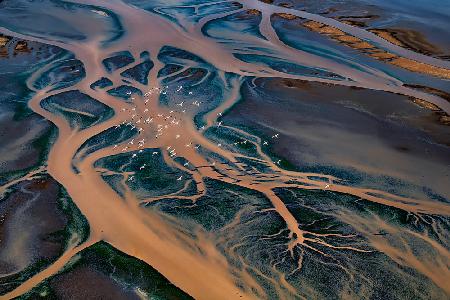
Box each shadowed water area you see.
[0,0,449,299]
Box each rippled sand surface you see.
[0,0,449,299]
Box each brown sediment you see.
[0,36,32,57]
[0,35,10,47]
[273,13,298,20]
[0,47,7,58]
[383,28,442,57]
[390,57,450,79]
[301,20,324,31]
[0,35,11,58]
[335,35,360,42]
[299,20,450,79]
[368,51,397,60]
[246,9,260,16]
[278,3,292,8]
[335,15,379,28]
[408,96,450,125]
[327,8,447,59]
[365,25,447,60]
[350,41,373,49]
[369,29,404,46]
[14,41,29,52]
[340,19,367,28]
[410,97,441,111]
[281,78,312,90]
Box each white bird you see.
[127,91,132,95]
[177,101,184,107]
[175,134,180,139]
[132,153,137,158]
[113,144,118,149]
[188,91,193,95]
[128,176,134,181]
[140,164,146,170]
[183,162,189,167]
[176,85,183,92]
[152,151,158,155]
[217,121,222,127]
[177,176,183,181]
[128,139,134,145]
[272,133,279,139]
[263,141,268,145]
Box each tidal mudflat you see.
[0,0,449,299]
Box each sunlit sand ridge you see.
[0,0,449,298]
